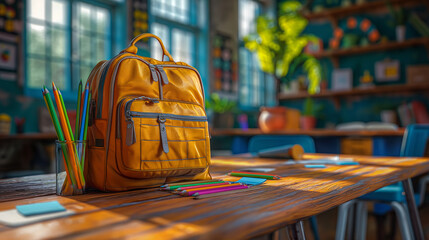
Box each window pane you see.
[79,34,91,63]
[51,61,66,90]
[78,3,91,31]
[80,65,92,85]
[151,23,169,61]
[29,0,46,21]
[239,0,259,39]
[51,0,66,25]
[27,58,46,88]
[95,8,109,33]
[95,37,105,61]
[172,29,193,65]
[28,24,46,55]
[152,0,190,24]
[51,28,66,58]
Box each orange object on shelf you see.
[258,107,287,133]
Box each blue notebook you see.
[16,201,66,217]
[236,177,266,185]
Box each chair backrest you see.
[400,124,429,157]
[248,135,316,153]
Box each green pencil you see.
[163,181,225,190]
[58,90,74,141]
[75,80,82,139]
[42,87,75,186]
[80,92,91,169]
[228,173,280,180]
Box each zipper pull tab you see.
[149,64,159,82]
[158,116,169,153]
[126,116,136,146]
[156,66,169,84]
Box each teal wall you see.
[279,1,429,127]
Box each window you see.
[150,0,206,69]
[238,0,275,107]
[26,0,112,95]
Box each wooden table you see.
[0,154,428,239]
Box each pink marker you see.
[177,182,231,191]
[190,185,249,197]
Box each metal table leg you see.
[402,178,424,240]
[288,221,306,240]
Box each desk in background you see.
[0,133,57,178]
[211,128,405,156]
[0,153,427,239]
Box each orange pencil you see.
[52,82,83,189]
[179,183,243,194]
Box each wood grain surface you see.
[1,153,429,239]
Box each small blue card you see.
[236,177,266,185]
[16,201,66,217]
[305,164,326,168]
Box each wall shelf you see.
[311,38,429,60]
[278,83,429,101]
[304,0,426,21]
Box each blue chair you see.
[336,124,429,240]
[248,135,320,240]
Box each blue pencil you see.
[79,83,89,140]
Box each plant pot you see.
[300,116,316,130]
[258,107,287,133]
[396,25,406,42]
[213,112,234,129]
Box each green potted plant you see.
[300,97,322,130]
[386,0,408,42]
[205,93,237,129]
[244,0,322,95]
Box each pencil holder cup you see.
[55,140,87,196]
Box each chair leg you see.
[390,201,413,240]
[335,200,355,240]
[309,216,320,240]
[418,174,429,207]
[355,201,368,240]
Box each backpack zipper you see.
[124,110,207,153]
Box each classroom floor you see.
[302,202,429,240]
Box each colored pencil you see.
[228,172,280,180]
[42,87,74,186]
[162,181,225,190]
[58,88,86,186]
[52,82,83,189]
[182,185,248,196]
[231,171,281,178]
[79,83,89,140]
[161,179,220,188]
[176,182,230,191]
[58,90,74,141]
[80,92,91,169]
[194,186,263,199]
[75,80,82,139]
[189,185,249,197]
[180,183,243,194]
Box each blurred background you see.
[1,0,429,239]
[0,0,428,178]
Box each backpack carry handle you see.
[122,33,175,62]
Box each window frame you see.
[23,0,126,100]
[238,0,275,110]
[149,0,209,95]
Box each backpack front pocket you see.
[116,96,209,178]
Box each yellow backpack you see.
[84,33,211,191]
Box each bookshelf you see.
[278,83,429,101]
[304,0,426,21]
